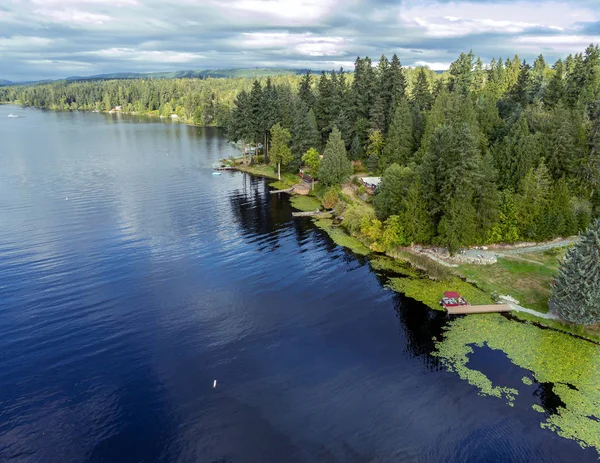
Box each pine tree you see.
[473,152,501,243]
[374,163,413,219]
[516,161,552,240]
[420,123,481,250]
[318,127,353,185]
[448,51,474,95]
[545,59,566,107]
[298,70,315,110]
[489,189,520,243]
[550,219,600,324]
[382,97,413,166]
[291,101,320,169]
[269,123,293,180]
[316,71,334,145]
[412,67,432,111]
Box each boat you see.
[440,291,470,309]
[8,114,18,118]
[212,172,222,176]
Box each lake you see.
[0,105,596,462]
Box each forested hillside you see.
[2,47,599,250]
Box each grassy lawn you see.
[455,251,566,314]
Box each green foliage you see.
[301,147,321,174]
[290,195,322,212]
[269,123,293,179]
[551,219,600,324]
[318,127,353,185]
[322,187,339,210]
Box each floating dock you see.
[445,304,512,315]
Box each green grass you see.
[290,195,322,212]
[434,314,600,455]
[509,311,600,343]
[456,257,558,314]
[314,219,371,255]
[238,164,298,186]
[388,275,494,311]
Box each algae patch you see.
[314,219,371,256]
[290,195,322,212]
[434,314,600,455]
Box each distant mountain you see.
[63,68,309,82]
[0,80,13,86]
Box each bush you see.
[342,205,375,236]
[322,187,339,210]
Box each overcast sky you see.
[1,0,600,81]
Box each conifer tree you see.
[545,59,566,107]
[291,101,320,169]
[318,127,353,185]
[382,97,414,166]
[412,67,433,111]
[550,219,600,325]
[298,70,315,110]
[473,152,501,243]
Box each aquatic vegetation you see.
[434,314,600,455]
[314,219,371,255]
[522,376,533,386]
[388,276,494,311]
[269,181,290,190]
[290,195,322,212]
[369,256,420,278]
[533,404,545,413]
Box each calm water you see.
[0,105,596,463]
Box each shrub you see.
[322,187,339,210]
[342,205,375,236]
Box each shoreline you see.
[233,162,599,344]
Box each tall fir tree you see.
[381,97,414,166]
[318,127,353,185]
[412,67,433,111]
[550,219,600,324]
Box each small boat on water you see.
[212,172,222,176]
[8,113,18,118]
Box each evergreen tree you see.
[516,161,552,240]
[382,97,414,166]
[489,189,520,243]
[291,101,320,169]
[473,152,501,243]
[374,163,414,219]
[412,67,432,111]
[420,123,481,250]
[550,219,600,324]
[318,127,353,185]
[448,50,474,95]
[298,70,315,110]
[316,71,334,145]
[301,147,321,189]
[544,59,566,107]
[269,123,293,180]
[365,129,385,173]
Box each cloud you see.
[0,0,599,81]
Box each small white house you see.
[361,177,382,193]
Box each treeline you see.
[228,49,600,251]
[0,74,310,127]
[2,47,599,250]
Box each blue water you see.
[0,105,596,462]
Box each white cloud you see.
[34,9,113,25]
[0,36,57,50]
[85,48,205,63]
[241,32,348,56]
[415,60,451,70]
[229,0,334,22]
[514,34,600,52]
[399,1,598,38]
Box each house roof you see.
[361,177,382,187]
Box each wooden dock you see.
[446,304,512,315]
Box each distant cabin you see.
[361,177,381,193]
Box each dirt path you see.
[493,237,578,256]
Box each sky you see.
[1,0,600,81]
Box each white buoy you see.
[65,197,68,201]
[213,380,217,388]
